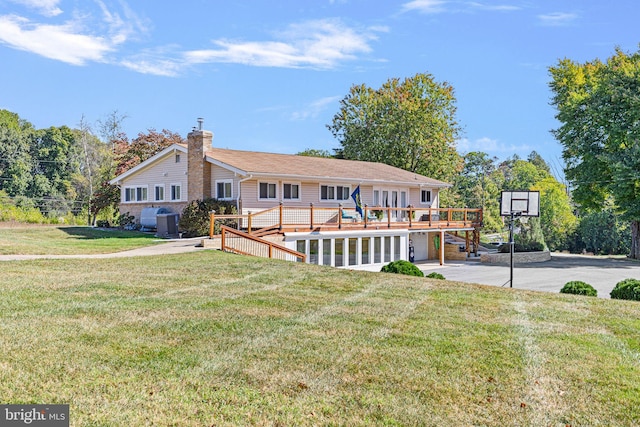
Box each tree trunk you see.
[631,220,640,259]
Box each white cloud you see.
[457,137,532,155]
[401,0,519,14]
[466,2,520,12]
[184,18,382,69]
[120,57,182,77]
[96,0,148,44]
[401,0,448,14]
[0,2,148,66]
[537,12,577,27]
[0,14,112,65]
[8,0,62,17]
[291,96,341,121]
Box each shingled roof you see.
[205,147,449,187]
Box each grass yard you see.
[0,226,161,255]
[1,251,639,426]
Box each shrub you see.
[610,279,640,301]
[380,260,424,277]
[425,272,445,280]
[498,241,545,253]
[560,281,597,297]
[179,198,237,238]
[116,212,136,230]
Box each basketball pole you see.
[509,212,514,288]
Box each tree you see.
[573,204,630,255]
[297,148,334,158]
[328,72,462,182]
[74,116,112,224]
[453,152,502,231]
[550,48,640,258]
[533,176,577,251]
[0,110,35,197]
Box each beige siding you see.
[239,179,365,212]
[118,151,188,219]
[210,165,239,199]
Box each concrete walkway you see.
[416,252,640,298]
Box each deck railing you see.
[210,204,482,238]
[220,225,306,262]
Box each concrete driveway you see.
[417,253,640,298]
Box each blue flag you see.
[351,185,363,217]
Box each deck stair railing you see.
[219,225,306,262]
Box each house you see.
[109,124,482,268]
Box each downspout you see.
[237,174,253,213]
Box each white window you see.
[171,184,181,201]
[216,180,233,200]
[124,186,147,202]
[154,185,165,202]
[259,182,277,200]
[320,185,350,201]
[373,189,380,206]
[283,183,300,200]
[421,189,432,204]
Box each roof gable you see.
[109,143,187,185]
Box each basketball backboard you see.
[500,191,540,217]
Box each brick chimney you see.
[187,119,213,202]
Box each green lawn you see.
[0,226,162,255]
[1,251,639,426]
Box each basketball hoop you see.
[500,191,540,288]
[500,191,540,218]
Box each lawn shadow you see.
[517,254,640,271]
[58,227,155,240]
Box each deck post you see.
[247,211,252,234]
[466,230,470,258]
[408,205,413,227]
[338,203,343,229]
[279,202,283,231]
[310,203,314,230]
[209,210,215,238]
[440,229,445,266]
[387,207,391,228]
[220,225,226,249]
[364,204,368,228]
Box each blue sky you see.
[1,0,638,171]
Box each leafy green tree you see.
[533,176,577,251]
[74,116,112,224]
[297,148,334,158]
[328,72,462,182]
[572,204,630,255]
[0,110,35,197]
[527,150,551,174]
[502,158,546,191]
[550,48,640,258]
[33,126,79,201]
[453,152,502,231]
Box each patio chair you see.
[341,210,356,221]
